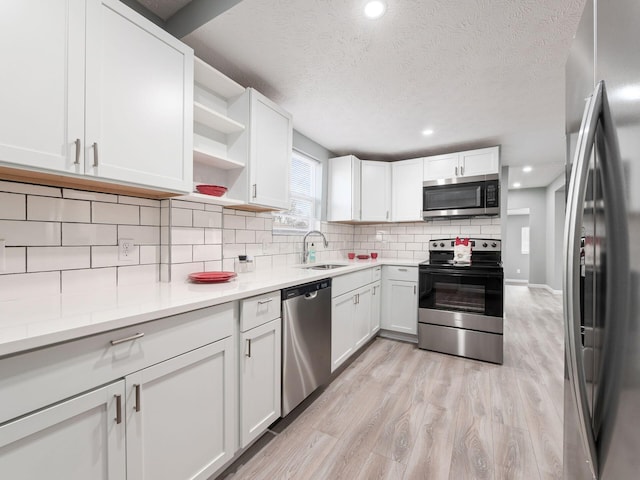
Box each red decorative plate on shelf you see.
[356,254,370,260]
[188,271,237,283]
[195,184,228,197]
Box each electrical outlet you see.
[0,239,5,272]
[118,238,135,262]
[517,268,521,274]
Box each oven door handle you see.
[420,269,502,278]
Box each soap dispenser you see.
[308,243,316,263]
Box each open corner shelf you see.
[179,192,245,207]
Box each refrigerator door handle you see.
[565,80,630,478]
[564,81,602,478]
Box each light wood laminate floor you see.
[221,286,564,480]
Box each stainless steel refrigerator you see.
[564,0,640,478]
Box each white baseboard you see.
[505,279,528,285]
[528,283,563,295]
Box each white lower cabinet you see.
[370,281,382,336]
[0,381,126,480]
[331,268,380,372]
[125,337,235,480]
[381,266,418,335]
[239,318,282,448]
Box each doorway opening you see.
[505,208,530,284]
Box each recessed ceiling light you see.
[522,166,532,173]
[422,129,434,136]
[364,1,386,19]
[513,182,522,188]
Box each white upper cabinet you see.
[391,158,423,222]
[361,161,391,222]
[423,146,499,181]
[0,0,84,174]
[327,155,361,221]
[227,88,292,210]
[327,157,391,222]
[85,0,193,193]
[0,0,194,194]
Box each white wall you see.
[545,173,566,291]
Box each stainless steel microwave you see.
[422,173,500,219]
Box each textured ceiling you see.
[177,0,586,188]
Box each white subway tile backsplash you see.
[440,226,462,234]
[118,196,160,207]
[171,227,204,245]
[236,230,256,243]
[255,231,273,244]
[63,189,116,203]
[204,260,224,271]
[3,247,26,274]
[0,271,61,301]
[0,192,26,220]
[117,264,159,285]
[480,224,501,234]
[223,229,235,244]
[62,268,117,293]
[140,207,161,226]
[193,210,222,228]
[62,224,116,246]
[246,217,265,230]
[0,180,61,197]
[28,197,90,223]
[171,262,205,282]
[118,225,160,245]
[139,246,160,264]
[92,246,140,267]
[27,247,90,272]
[0,220,61,246]
[93,202,139,225]
[223,243,246,258]
[171,199,204,210]
[193,244,222,262]
[171,245,193,263]
[171,207,193,227]
[224,214,245,229]
[398,234,414,242]
[205,204,222,213]
[205,228,223,245]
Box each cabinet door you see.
[240,318,282,448]
[126,337,235,480]
[391,158,424,222]
[85,0,193,193]
[382,280,418,335]
[0,0,84,174]
[249,90,292,209]
[370,281,382,337]
[353,285,373,349]
[423,153,459,181]
[327,155,361,221]
[0,382,126,480]
[331,293,355,372]
[361,161,391,221]
[459,147,499,177]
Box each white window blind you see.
[273,150,321,234]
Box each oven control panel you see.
[429,238,501,252]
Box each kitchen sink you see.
[302,264,347,270]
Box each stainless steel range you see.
[418,238,504,364]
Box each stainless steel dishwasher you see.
[281,278,331,416]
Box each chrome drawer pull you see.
[74,138,81,165]
[398,268,408,272]
[258,298,273,305]
[134,384,141,412]
[110,332,144,346]
[115,394,122,424]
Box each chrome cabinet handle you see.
[398,268,407,272]
[353,294,357,305]
[115,394,122,424]
[246,339,251,358]
[252,184,257,198]
[134,384,141,413]
[460,164,465,176]
[258,298,273,305]
[564,80,629,478]
[74,139,81,165]
[93,142,99,167]
[413,285,416,295]
[110,332,144,346]
[455,166,458,176]
[386,210,389,220]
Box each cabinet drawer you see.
[383,265,418,282]
[332,269,373,297]
[240,291,281,332]
[0,302,235,425]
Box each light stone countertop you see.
[0,259,419,358]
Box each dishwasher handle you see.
[304,291,318,300]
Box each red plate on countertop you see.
[356,254,370,260]
[188,271,237,283]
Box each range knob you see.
[491,242,497,247]
[432,242,438,247]
[482,242,488,248]
[439,242,445,247]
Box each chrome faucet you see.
[302,230,328,263]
